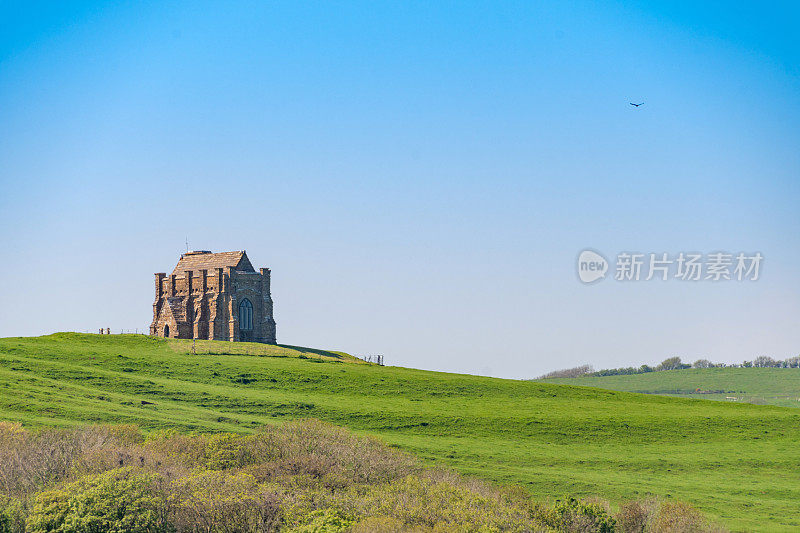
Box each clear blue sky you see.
[1,1,798,378]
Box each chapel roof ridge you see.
[170,250,254,275]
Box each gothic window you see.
[239,299,253,331]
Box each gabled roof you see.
[171,250,256,276]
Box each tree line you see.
[539,355,800,379]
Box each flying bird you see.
[630,102,644,107]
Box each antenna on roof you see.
[185,237,189,253]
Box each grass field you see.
[539,368,800,408]
[1,334,799,531]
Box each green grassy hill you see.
[539,368,800,408]
[2,334,800,531]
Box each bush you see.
[349,471,538,532]
[289,509,355,533]
[244,420,417,485]
[169,470,281,532]
[615,499,655,533]
[0,425,119,499]
[348,516,407,533]
[25,489,71,533]
[0,495,25,533]
[647,500,712,533]
[614,499,725,533]
[541,497,615,533]
[26,467,169,533]
[203,433,246,470]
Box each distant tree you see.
[692,359,713,369]
[742,361,752,368]
[538,365,594,379]
[657,357,683,371]
[753,356,778,368]
[639,364,654,373]
[785,356,800,368]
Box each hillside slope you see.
[1,334,799,531]
[539,368,800,408]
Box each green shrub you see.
[26,489,71,533]
[289,509,355,533]
[144,432,246,471]
[169,470,281,532]
[348,516,407,533]
[27,467,169,533]
[202,433,244,470]
[541,497,615,533]
[351,473,538,532]
[0,495,25,533]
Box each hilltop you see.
[539,367,800,408]
[2,334,800,531]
